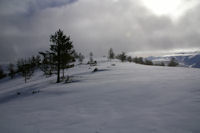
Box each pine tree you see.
[49,29,75,83]
[144,59,153,65]
[0,65,6,79]
[17,58,34,83]
[39,51,55,76]
[127,56,132,62]
[138,57,144,64]
[22,63,34,83]
[116,52,126,62]
[78,53,85,64]
[160,62,165,66]
[133,57,144,64]
[8,63,15,79]
[108,48,115,61]
[32,55,41,68]
[168,57,179,67]
[89,52,93,64]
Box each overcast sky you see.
[1,0,200,62]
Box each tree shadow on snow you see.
[91,68,110,73]
[0,84,42,104]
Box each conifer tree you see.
[89,52,93,64]
[127,56,132,62]
[49,29,75,83]
[78,53,85,64]
[8,63,15,79]
[168,57,179,67]
[39,51,55,76]
[0,65,6,79]
[108,48,115,61]
[116,52,126,62]
[17,58,34,83]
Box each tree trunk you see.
[57,48,60,83]
[62,68,65,79]
[57,65,60,83]
[25,74,27,83]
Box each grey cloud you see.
[0,0,200,62]
[0,0,77,17]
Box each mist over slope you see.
[147,51,200,68]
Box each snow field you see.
[0,61,200,133]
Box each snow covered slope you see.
[0,61,200,133]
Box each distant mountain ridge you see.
[146,51,200,68]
